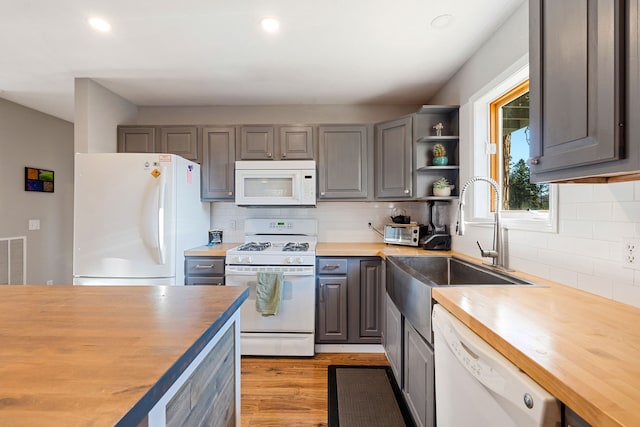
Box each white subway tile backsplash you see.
[592,181,635,202]
[575,202,613,221]
[544,266,578,288]
[559,219,594,239]
[611,202,640,222]
[592,259,635,283]
[559,184,594,204]
[558,203,578,220]
[537,249,595,275]
[593,221,638,242]
[612,283,640,308]
[577,273,613,299]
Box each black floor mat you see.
[327,365,415,427]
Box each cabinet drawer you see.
[317,258,348,274]
[185,257,225,276]
[185,276,225,286]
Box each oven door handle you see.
[225,270,315,278]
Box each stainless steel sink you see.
[385,256,532,343]
[387,255,531,287]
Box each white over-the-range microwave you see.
[235,160,317,206]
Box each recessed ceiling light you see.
[261,17,280,33]
[88,17,111,33]
[430,14,453,30]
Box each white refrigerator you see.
[73,153,210,286]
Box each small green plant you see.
[433,143,446,157]
[433,177,451,189]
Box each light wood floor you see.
[240,352,389,427]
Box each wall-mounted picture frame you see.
[25,167,54,193]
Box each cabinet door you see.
[280,126,315,159]
[404,322,435,427]
[160,126,199,162]
[316,276,348,341]
[201,127,236,200]
[117,127,156,153]
[318,125,370,199]
[529,0,624,182]
[384,293,403,387]
[359,259,382,338]
[375,116,413,198]
[240,126,275,160]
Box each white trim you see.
[465,54,558,234]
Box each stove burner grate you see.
[283,242,310,252]
[237,242,272,251]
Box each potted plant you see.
[433,177,455,197]
[432,143,448,166]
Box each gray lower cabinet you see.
[384,293,403,387]
[184,256,225,286]
[403,320,435,427]
[529,0,631,182]
[375,115,413,199]
[318,125,372,199]
[316,257,382,344]
[201,127,236,201]
[118,126,200,163]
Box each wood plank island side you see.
[0,285,248,427]
[432,285,640,427]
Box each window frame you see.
[467,59,558,233]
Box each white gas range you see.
[225,219,317,356]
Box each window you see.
[467,59,557,232]
[489,81,549,212]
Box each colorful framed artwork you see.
[25,167,54,193]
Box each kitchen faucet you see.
[456,176,508,270]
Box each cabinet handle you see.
[319,283,325,303]
[322,265,340,270]
[195,264,215,269]
[228,191,233,196]
[320,192,325,196]
[529,158,540,165]
[404,189,409,194]
[267,152,272,158]
[282,152,287,157]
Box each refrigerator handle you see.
[157,166,167,265]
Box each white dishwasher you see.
[432,305,561,427]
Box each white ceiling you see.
[0,0,525,123]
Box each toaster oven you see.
[384,224,428,247]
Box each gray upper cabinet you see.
[159,126,199,162]
[280,125,315,159]
[239,125,315,160]
[239,126,275,160]
[118,126,200,163]
[529,0,630,183]
[118,127,156,153]
[201,127,236,200]
[375,116,413,199]
[318,125,372,199]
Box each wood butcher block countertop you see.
[433,284,640,427]
[0,285,248,427]
[315,242,451,257]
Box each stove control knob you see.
[295,257,303,264]
[240,255,253,264]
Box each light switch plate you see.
[28,219,40,230]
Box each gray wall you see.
[74,78,138,153]
[0,98,74,284]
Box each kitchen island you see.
[0,285,248,427]
[433,283,640,427]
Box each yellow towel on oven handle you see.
[255,272,284,316]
